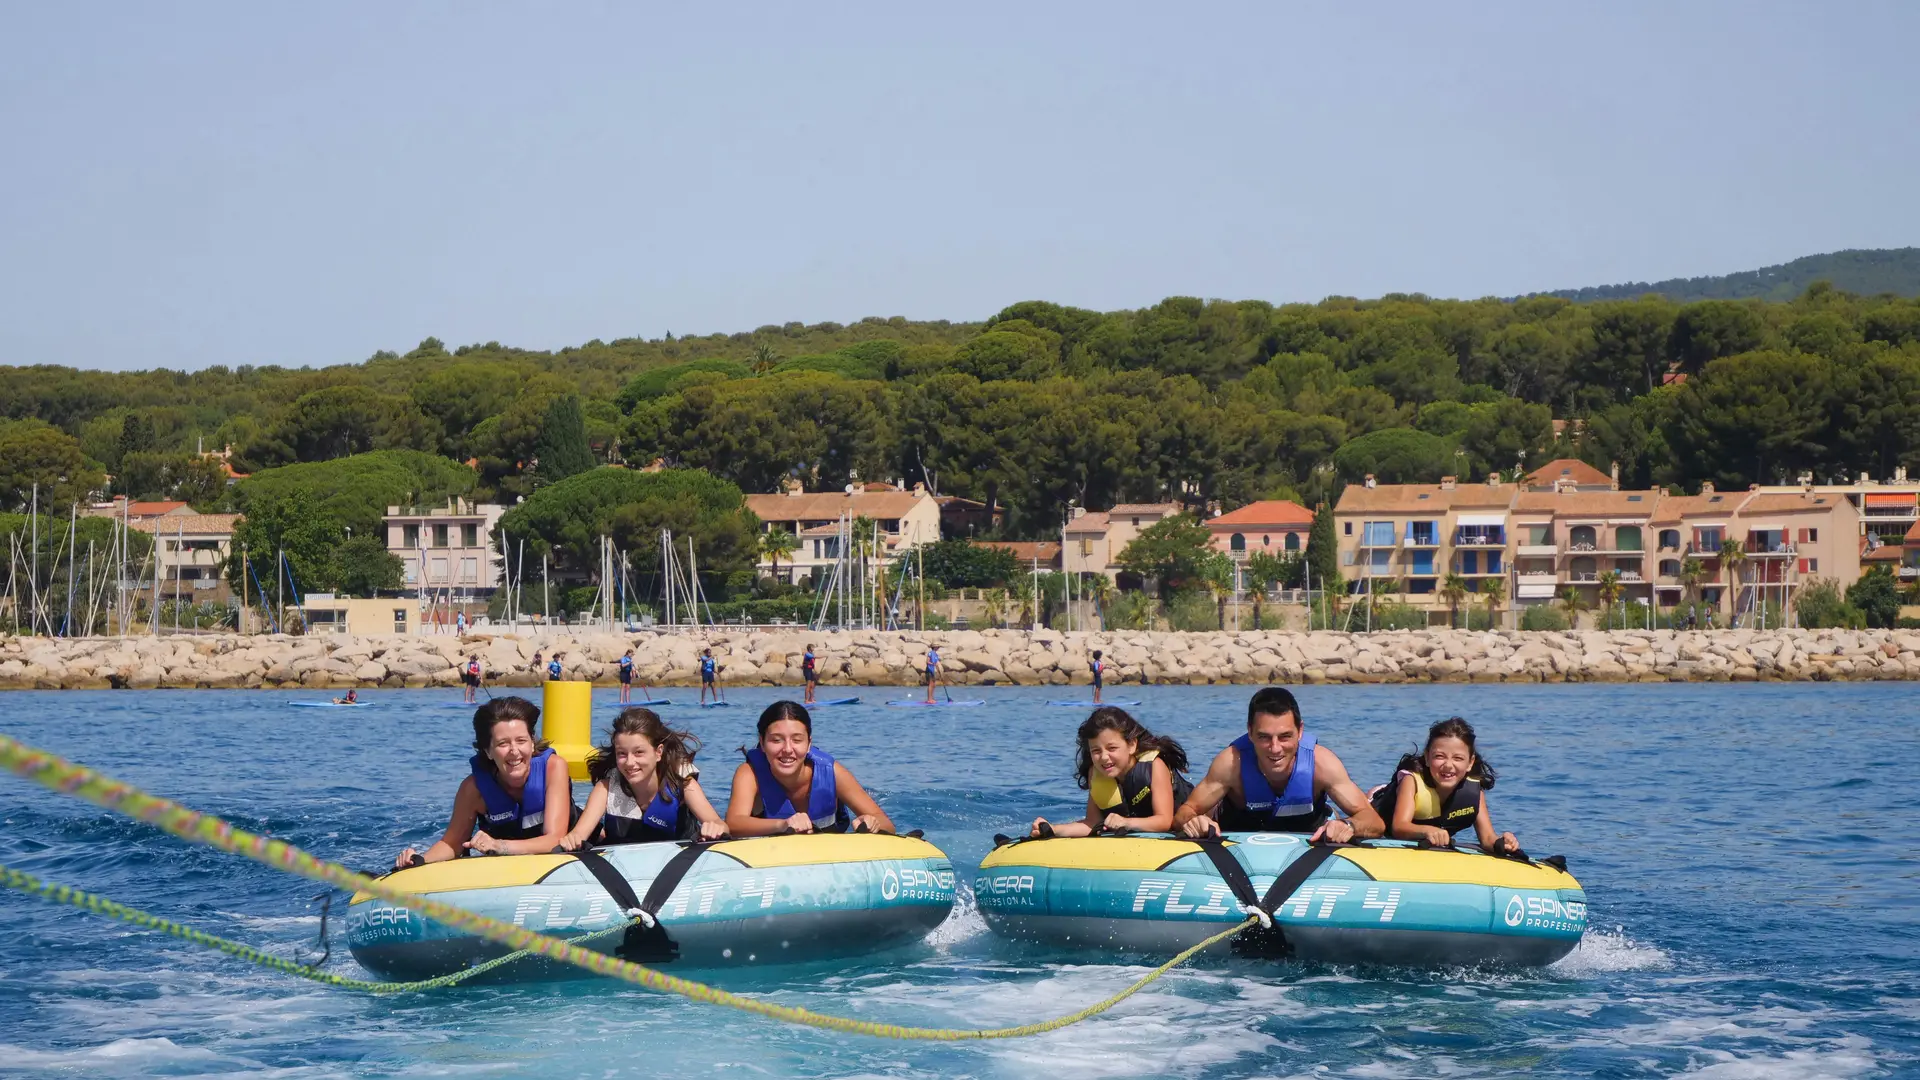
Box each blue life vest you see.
[618,656,633,681]
[926,650,940,674]
[470,748,564,841]
[547,660,562,679]
[596,775,691,844]
[743,746,848,832]
[701,656,716,679]
[802,650,816,676]
[1222,732,1329,833]
[466,659,480,677]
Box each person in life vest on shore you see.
[1030,707,1193,837]
[1371,716,1518,854]
[394,697,577,867]
[562,708,726,848]
[547,653,564,681]
[725,701,892,836]
[1174,686,1384,843]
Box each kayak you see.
[287,701,368,708]
[976,833,1585,968]
[348,833,957,981]
[885,700,985,708]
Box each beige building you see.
[384,498,507,599]
[1061,502,1185,583]
[1336,475,1862,626]
[299,595,420,635]
[745,482,943,583]
[129,512,241,605]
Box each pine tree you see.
[533,395,595,484]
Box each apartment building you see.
[129,512,242,604]
[1335,476,1862,625]
[383,498,507,598]
[744,482,942,584]
[1756,468,1920,545]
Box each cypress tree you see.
[533,395,595,483]
[1305,501,1338,589]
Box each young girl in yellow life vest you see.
[1370,716,1518,854]
[1030,707,1193,837]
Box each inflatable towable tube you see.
[976,833,1585,967]
[349,833,956,981]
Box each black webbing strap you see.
[1192,837,1346,959]
[569,843,711,963]
[637,842,711,918]
[573,849,645,915]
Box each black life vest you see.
[1088,749,1193,819]
[1218,732,1329,833]
[1369,754,1484,835]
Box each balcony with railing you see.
[1452,526,1506,547]
[1404,522,1440,548]
[1358,523,1397,549]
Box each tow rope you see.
[0,733,1253,1040]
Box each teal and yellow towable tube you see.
[975,833,1585,967]
[349,833,956,981]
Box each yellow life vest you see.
[1407,769,1483,833]
[1089,749,1160,812]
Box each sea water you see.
[0,683,1914,1078]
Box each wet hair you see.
[470,696,546,775]
[756,699,814,740]
[588,708,702,796]
[1074,707,1190,790]
[1092,650,1103,659]
[1247,686,1302,729]
[1415,716,1497,789]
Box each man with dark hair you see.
[1174,687,1384,842]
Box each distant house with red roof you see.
[1206,500,1314,559]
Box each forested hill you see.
[1540,248,1920,303]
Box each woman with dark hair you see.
[1370,716,1518,853]
[724,701,892,836]
[394,696,577,867]
[562,708,727,847]
[1030,707,1193,837]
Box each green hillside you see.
[1543,248,1920,303]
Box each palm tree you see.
[751,342,781,374]
[1478,576,1506,630]
[1084,574,1116,629]
[981,587,1007,629]
[1558,585,1585,628]
[1440,573,1471,629]
[1597,570,1622,629]
[760,527,798,583]
[1198,551,1236,630]
[1244,551,1288,629]
[1679,556,1706,621]
[1718,537,1747,625]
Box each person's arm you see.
[834,762,894,834]
[679,777,729,840]
[1036,794,1099,838]
[1107,758,1176,833]
[561,781,609,851]
[1473,791,1517,854]
[1175,748,1238,837]
[725,762,795,836]
[398,778,482,867]
[1316,745,1385,842]
[1389,772,1448,845]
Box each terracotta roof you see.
[1334,484,1456,513]
[1863,543,1903,562]
[1648,493,1736,523]
[1525,459,1612,489]
[1107,503,1183,516]
[1742,493,1842,514]
[979,541,1062,566]
[1512,489,1662,518]
[1065,511,1110,535]
[1448,484,1523,509]
[1208,500,1314,528]
[1905,520,1920,544]
[745,490,931,522]
[130,513,240,536]
[127,501,191,518]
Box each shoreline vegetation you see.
[5,627,1919,690]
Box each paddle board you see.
[806,697,862,707]
[287,701,368,708]
[1047,700,1142,707]
[884,699,985,708]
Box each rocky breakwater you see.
[4,627,1920,690]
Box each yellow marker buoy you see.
[542,680,594,782]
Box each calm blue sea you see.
[0,683,1914,1078]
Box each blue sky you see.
[3,3,1916,372]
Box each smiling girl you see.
[725,701,892,836]
[1030,707,1192,837]
[394,697,577,867]
[562,709,727,847]
[1371,716,1518,854]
